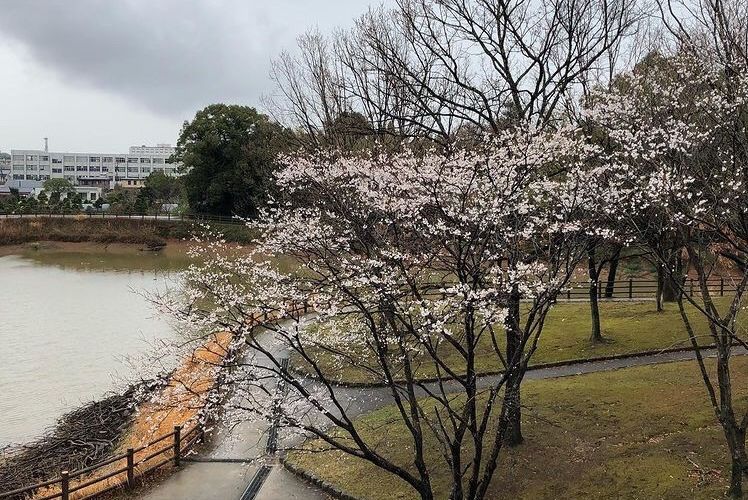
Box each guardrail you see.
[0,211,246,226]
[0,424,203,500]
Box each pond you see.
[0,244,190,447]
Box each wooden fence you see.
[563,277,738,300]
[0,424,203,500]
[0,211,245,226]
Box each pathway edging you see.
[292,342,722,388]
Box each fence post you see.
[628,279,633,299]
[303,300,308,314]
[173,426,182,466]
[126,448,135,489]
[721,277,725,297]
[61,471,70,500]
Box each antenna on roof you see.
[44,137,48,153]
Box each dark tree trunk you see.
[656,263,665,312]
[604,247,622,298]
[662,252,680,302]
[588,244,603,342]
[502,290,523,447]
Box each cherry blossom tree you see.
[156,127,606,499]
[585,14,748,492]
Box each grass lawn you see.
[294,298,740,384]
[286,357,748,499]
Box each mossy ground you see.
[294,298,740,384]
[287,358,748,499]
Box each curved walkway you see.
[140,344,744,500]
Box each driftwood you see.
[0,387,140,496]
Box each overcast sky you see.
[0,0,382,153]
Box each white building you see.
[129,143,176,155]
[0,153,10,183]
[9,145,180,192]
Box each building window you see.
[63,156,75,163]
[13,174,24,180]
[26,155,37,161]
[12,155,24,161]
[142,167,151,173]
[115,166,126,173]
[39,166,47,171]
[102,157,113,163]
[153,167,164,173]
[89,156,100,162]
[101,166,109,172]
[64,166,75,171]
[127,157,139,163]
[27,166,37,171]
[89,166,101,172]
[40,156,49,162]
[152,157,164,164]
[39,175,50,180]
[115,157,126,163]
[140,157,151,163]
[12,166,24,171]
[52,158,62,164]
[75,156,88,162]
[127,167,138,173]
[76,166,87,171]
[52,168,62,173]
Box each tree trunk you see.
[503,380,523,447]
[726,430,747,499]
[588,244,603,342]
[656,263,665,312]
[604,253,620,298]
[662,253,679,303]
[503,290,523,446]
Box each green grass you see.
[294,298,740,384]
[286,357,748,499]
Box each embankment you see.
[0,217,254,247]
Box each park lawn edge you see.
[288,342,725,388]
[284,358,747,500]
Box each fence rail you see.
[562,277,738,300]
[0,424,203,500]
[0,211,246,226]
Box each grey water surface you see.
[0,247,186,447]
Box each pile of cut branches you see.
[0,387,139,496]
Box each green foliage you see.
[144,171,182,204]
[42,178,74,195]
[173,104,292,217]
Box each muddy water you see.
[0,245,188,446]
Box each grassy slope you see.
[287,357,748,499]
[296,298,738,384]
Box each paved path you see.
[141,341,743,500]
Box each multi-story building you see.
[0,153,10,183]
[9,145,180,191]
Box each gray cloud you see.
[0,0,376,117]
